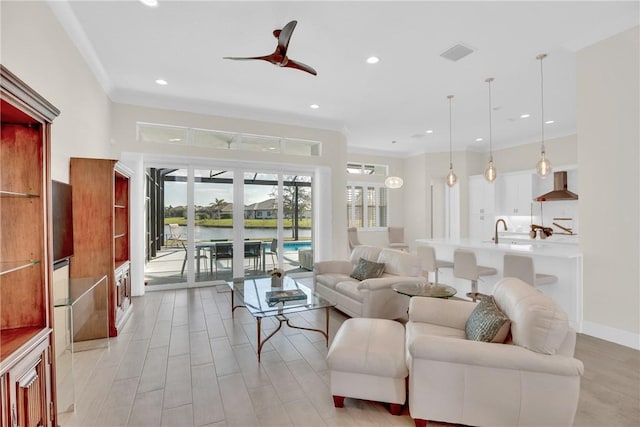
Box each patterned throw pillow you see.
[350,257,385,281]
[465,296,511,343]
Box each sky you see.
[164,181,274,207]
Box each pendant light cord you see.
[448,95,453,168]
[539,54,546,154]
[487,78,493,160]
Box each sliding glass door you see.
[144,165,314,290]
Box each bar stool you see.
[503,254,557,286]
[453,249,497,301]
[417,245,453,285]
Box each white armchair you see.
[406,277,584,427]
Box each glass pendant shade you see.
[484,159,497,182]
[484,77,497,183]
[384,176,403,189]
[446,167,457,187]
[536,152,552,177]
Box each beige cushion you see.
[493,277,569,355]
[465,297,511,343]
[315,273,355,290]
[377,248,421,276]
[349,245,383,264]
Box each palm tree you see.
[209,198,226,220]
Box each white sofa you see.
[406,277,584,427]
[314,245,422,319]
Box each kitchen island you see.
[416,238,582,328]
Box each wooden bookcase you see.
[1,65,59,427]
[70,158,132,337]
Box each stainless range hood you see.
[535,171,578,201]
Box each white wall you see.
[1,1,112,183]
[577,26,640,347]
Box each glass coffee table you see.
[228,276,335,362]
[393,281,457,299]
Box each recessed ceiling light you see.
[475,137,483,142]
[310,104,319,109]
[425,130,433,134]
[155,79,168,85]
[520,113,531,119]
[168,138,181,142]
[545,120,555,124]
[140,0,159,7]
[366,56,380,64]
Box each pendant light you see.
[484,77,497,183]
[446,95,457,187]
[536,53,552,177]
[384,176,403,189]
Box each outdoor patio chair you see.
[214,242,233,276]
[180,241,209,276]
[244,241,262,271]
[264,238,278,268]
[167,223,183,247]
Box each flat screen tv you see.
[52,180,74,263]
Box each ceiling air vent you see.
[440,43,475,62]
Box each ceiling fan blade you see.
[276,20,297,55]
[222,53,277,64]
[284,58,317,76]
[223,55,272,61]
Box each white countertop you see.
[417,238,582,259]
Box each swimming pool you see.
[283,241,312,251]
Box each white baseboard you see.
[581,321,640,350]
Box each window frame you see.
[346,182,388,231]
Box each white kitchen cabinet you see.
[468,175,495,241]
[497,172,534,216]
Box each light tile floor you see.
[57,283,639,427]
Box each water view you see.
[165,225,311,242]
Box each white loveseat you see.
[314,245,422,319]
[406,277,584,427]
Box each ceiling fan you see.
[223,20,317,76]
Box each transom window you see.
[346,162,388,176]
[137,122,321,157]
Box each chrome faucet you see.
[494,219,508,244]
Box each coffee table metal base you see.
[231,290,330,363]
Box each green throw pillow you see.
[350,257,385,281]
[465,296,511,343]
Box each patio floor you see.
[144,244,310,287]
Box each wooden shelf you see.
[0,326,47,364]
[71,158,132,337]
[1,64,60,426]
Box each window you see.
[346,162,387,176]
[347,184,388,229]
[137,122,321,157]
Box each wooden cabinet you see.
[70,158,133,337]
[468,175,495,241]
[496,172,533,216]
[1,338,53,427]
[1,65,59,426]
